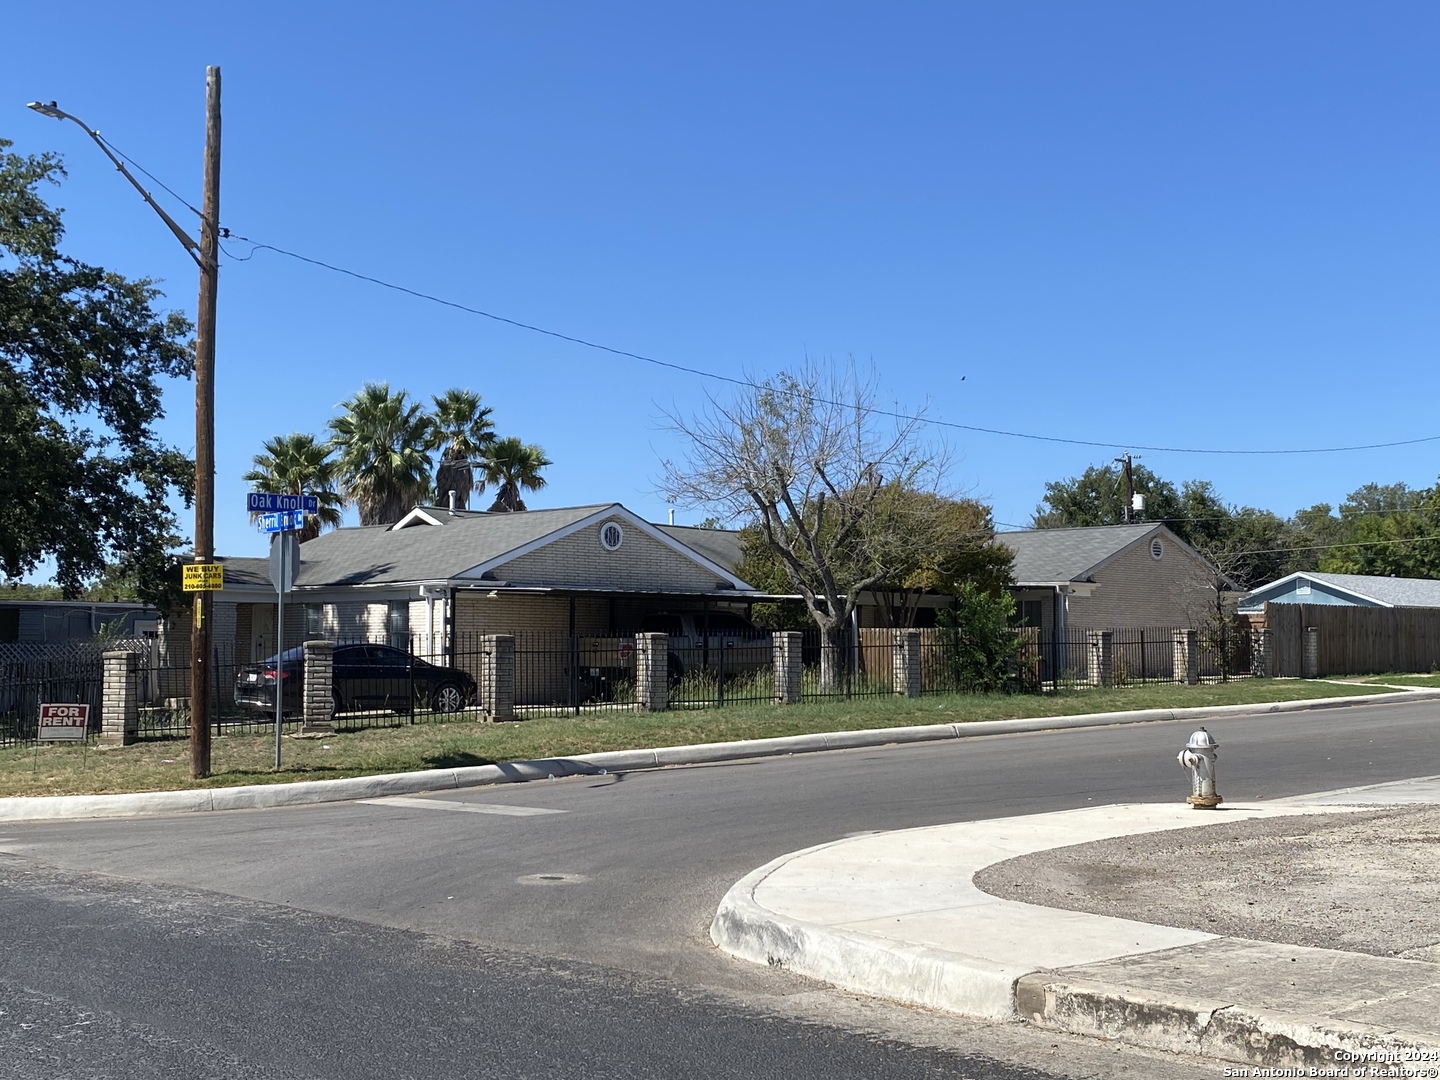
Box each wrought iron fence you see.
[0,620,1261,749]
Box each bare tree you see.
[661,361,941,689]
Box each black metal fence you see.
[0,622,1259,748]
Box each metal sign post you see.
[267,524,301,769]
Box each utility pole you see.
[190,67,221,779]
[1115,452,1137,525]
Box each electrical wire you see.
[93,133,206,222]
[219,232,1440,458]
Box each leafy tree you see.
[1032,462,1184,533]
[936,585,1022,693]
[429,388,494,509]
[1316,480,1440,577]
[661,361,941,689]
[328,382,435,525]
[242,433,345,542]
[479,436,551,512]
[0,140,193,607]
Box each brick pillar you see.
[479,634,515,721]
[300,640,335,735]
[1087,630,1113,687]
[893,630,921,698]
[772,631,803,704]
[99,650,140,747]
[1252,628,1272,678]
[635,632,668,712]
[1173,629,1199,685]
[1303,626,1320,679]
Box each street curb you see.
[709,836,1026,1019]
[1,686,1433,822]
[1014,970,1438,1069]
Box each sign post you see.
[269,530,300,769]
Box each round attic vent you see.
[1151,537,1164,560]
[600,522,624,551]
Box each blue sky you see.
[7,1,1440,565]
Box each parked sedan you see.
[234,643,476,717]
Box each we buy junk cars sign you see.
[38,703,90,741]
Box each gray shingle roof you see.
[290,504,614,587]
[656,524,743,574]
[997,524,1164,584]
[1291,572,1440,608]
[215,556,272,589]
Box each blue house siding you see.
[1262,581,1382,607]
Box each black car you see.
[234,643,476,716]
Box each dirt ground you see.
[974,806,1440,961]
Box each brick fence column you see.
[1302,626,1320,679]
[1251,628,1272,678]
[894,630,922,698]
[1087,630,1113,688]
[772,631,803,704]
[635,632,668,712]
[99,650,139,747]
[479,633,515,721]
[1173,629,1199,685]
[301,640,335,735]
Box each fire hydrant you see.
[1177,727,1222,809]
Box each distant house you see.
[0,600,157,646]
[998,524,1232,634]
[1239,572,1440,614]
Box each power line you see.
[92,133,206,222]
[217,233,1440,458]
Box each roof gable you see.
[997,524,1170,584]
[1242,571,1440,609]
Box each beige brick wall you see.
[452,592,611,704]
[494,518,724,592]
[1066,536,1214,628]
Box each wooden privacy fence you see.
[1264,602,1440,677]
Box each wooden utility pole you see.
[1115,452,1136,525]
[190,66,221,779]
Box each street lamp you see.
[27,69,222,779]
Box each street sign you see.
[270,531,300,593]
[260,510,305,533]
[183,563,224,591]
[247,492,319,514]
[38,703,90,741]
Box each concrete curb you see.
[710,838,1026,1019]
[1014,971,1439,1069]
[2,686,1433,822]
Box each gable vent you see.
[600,522,624,551]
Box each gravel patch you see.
[973,806,1440,960]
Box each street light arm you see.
[26,101,205,267]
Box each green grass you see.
[0,678,1396,799]
[1347,673,1440,688]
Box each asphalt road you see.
[3,697,1437,1078]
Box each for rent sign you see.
[38,703,90,742]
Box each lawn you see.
[1349,673,1440,688]
[0,678,1397,799]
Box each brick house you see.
[157,504,781,696]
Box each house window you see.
[387,601,409,644]
[305,603,324,637]
[1018,600,1044,628]
[600,522,624,551]
[1151,538,1164,560]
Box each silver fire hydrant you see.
[1177,727,1222,809]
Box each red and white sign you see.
[38,703,90,742]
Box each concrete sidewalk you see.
[711,780,1440,1072]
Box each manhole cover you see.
[516,873,588,885]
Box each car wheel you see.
[431,683,465,714]
[666,655,684,686]
[331,689,345,717]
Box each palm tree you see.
[328,382,435,526]
[242,433,345,542]
[428,388,494,510]
[479,437,551,512]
